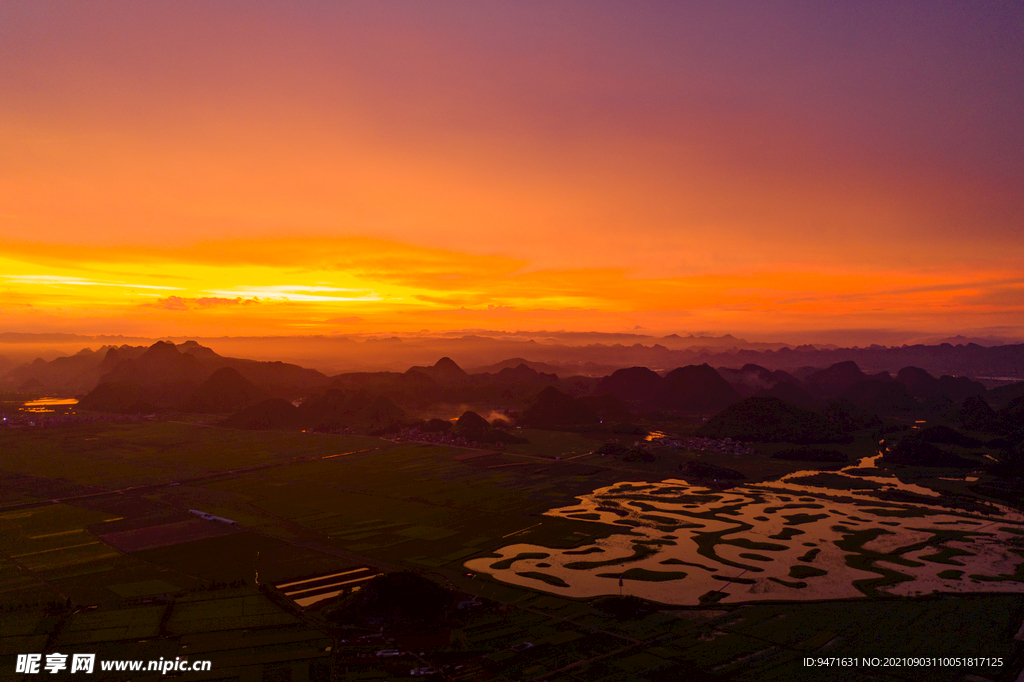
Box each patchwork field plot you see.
[11,540,120,574]
[99,519,237,552]
[504,429,598,459]
[0,504,119,548]
[0,470,102,507]
[0,587,332,682]
[106,579,181,598]
[0,421,384,490]
[468,465,1024,604]
[274,566,378,608]
[0,501,210,607]
[0,567,67,615]
[0,610,52,658]
[176,625,332,680]
[55,604,165,645]
[184,442,623,573]
[0,504,126,586]
[166,588,301,634]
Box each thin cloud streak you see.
[206,289,383,303]
[4,274,183,291]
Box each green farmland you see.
[1,421,1023,681]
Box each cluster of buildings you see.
[391,427,489,449]
[0,411,148,429]
[649,435,758,455]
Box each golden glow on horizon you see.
[2,238,1021,337]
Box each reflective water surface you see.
[466,461,1024,605]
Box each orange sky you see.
[2,3,1022,342]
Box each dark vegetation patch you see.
[563,546,604,556]
[830,528,925,597]
[798,548,821,562]
[592,595,655,619]
[659,558,718,572]
[916,426,984,448]
[969,482,1024,510]
[768,528,805,540]
[841,468,880,475]
[712,575,756,585]
[768,577,808,589]
[490,552,550,570]
[783,513,830,526]
[967,563,1024,583]
[644,514,685,525]
[325,572,452,626]
[787,473,882,490]
[738,553,773,562]
[228,391,408,434]
[421,418,451,433]
[515,571,569,588]
[678,461,746,480]
[938,570,964,580]
[611,423,647,435]
[634,538,676,547]
[596,442,656,462]
[884,435,979,468]
[596,505,629,517]
[917,546,974,565]
[597,568,688,582]
[861,507,928,518]
[765,503,825,513]
[564,543,656,570]
[823,399,881,432]
[698,590,728,604]
[689,530,779,573]
[221,397,300,429]
[789,565,828,579]
[772,448,848,463]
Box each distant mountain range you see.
[3,340,1023,439]
[6,335,1022,482]
[3,332,1024,380]
[6,340,326,413]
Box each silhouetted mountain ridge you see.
[181,367,268,414]
[72,341,329,412]
[695,397,846,444]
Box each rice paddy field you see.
[0,586,332,682]
[466,471,1024,604]
[1,421,1023,680]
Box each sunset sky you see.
[2,2,1022,342]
